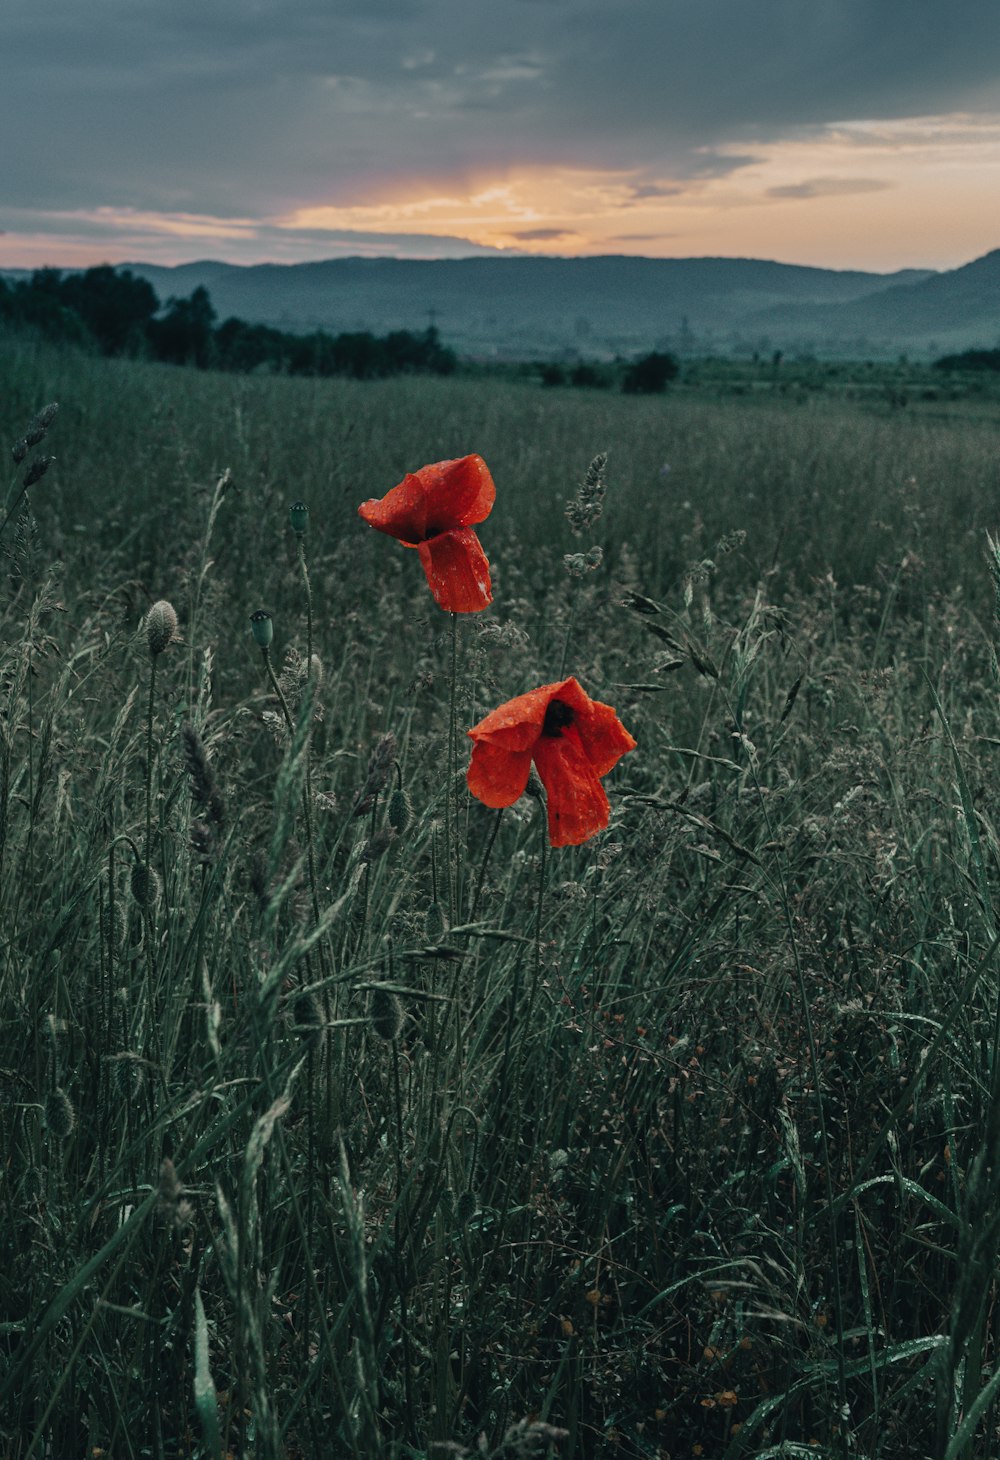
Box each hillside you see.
[118,254,936,359]
[748,248,1000,355]
[9,250,1000,357]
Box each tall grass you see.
[3,331,1000,1457]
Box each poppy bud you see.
[145,600,179,657]
[292,990,324,1045]
[455,1188,478,1226]
[525,769,546,801]
[250,609,273,649]
[11,438,28,465]
[370,987,405,1043]
[130,861,162,908]
[362,826,396,863]
[289,500,309,535]
[387,786,413,835]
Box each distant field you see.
[4,330,1000,1458]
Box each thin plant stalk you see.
[445,611,459,923]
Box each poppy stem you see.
[530,824,548,1014]
[296,537,313,671]
[445,610,460,923]
[470,809,504,923]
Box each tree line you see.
[0,265,458,379]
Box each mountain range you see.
[8,250,1000,359]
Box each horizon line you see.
[4,247,989,276]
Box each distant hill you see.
[8,250,1000,358]
[744,248,1000,355]
[116,255,941,360]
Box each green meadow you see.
[5,330,1000,1459]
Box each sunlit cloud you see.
[3,112,1000,273]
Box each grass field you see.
[3,330,1000,1459]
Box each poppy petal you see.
[358,471,431,545]
[467,681,564,752]
[417,528,492,613]
[558,678,637,776]
[532,729,611,847]
[467,740,533,808]
[416,455,496,530]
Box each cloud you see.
[4,0,1000,219]
[0,203,516,267]
[508,227,579,240]
[766,177,895,199]
[2,0,1000,266]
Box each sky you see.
[4,0,1000,274]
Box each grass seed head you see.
[181,723,225,828]
[352,731,398,816]
[44,1087,76,1139]
[110,1053,146,1101]
[24,403,59,448]
[23,455,55,487]
[425,901,447,940]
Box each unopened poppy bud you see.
[11,438,28,465]
[130,861,162,908]
[289,500,309,535]
[387,786,413,835]
[24,455,54,487]
[292,990,324,1044]
[157,1157,182,1211]
[526,769,546,801]
[425,902,447,940]
[250,610,273,649]
[362,826,396,863]
[370,987,405,1043]
[145,600,179,656]
[455,1188,478,1225]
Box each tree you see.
[58,266,158,355]
[622,351,679,395]
[147,287,217,368]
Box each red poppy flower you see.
[467,677,636,847]
[358,454,495,613]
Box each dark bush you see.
[622,351,679,395]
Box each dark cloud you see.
[509,227,579,240]
[767,177,895,199]
[2,0,999,236]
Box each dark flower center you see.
[542,699,574,737]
